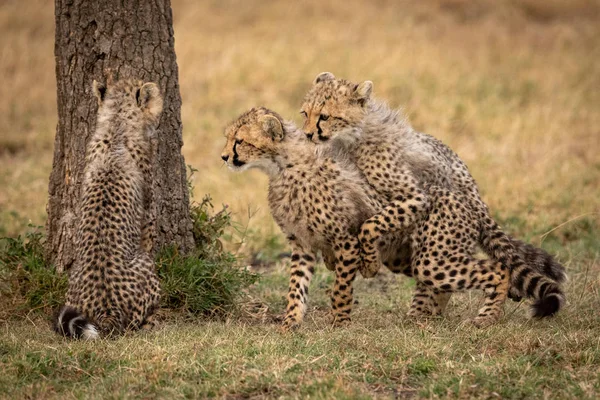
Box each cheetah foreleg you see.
[282,241,316,331]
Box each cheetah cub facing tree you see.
[301,72,566,326]
[221,107,418,329]
[54,78,163,339]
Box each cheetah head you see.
[221,107,285,174]
[300,72,372,145]
[92,78,163,128]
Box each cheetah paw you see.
[407,308,434,320]
[359,258,382,278]
[471,315,500,329]
[281,318,302,333]
[331,315,352,327]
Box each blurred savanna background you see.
[1,0,600,398]
[3,0,599,245]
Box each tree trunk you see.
[47,0,194,272]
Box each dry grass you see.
[0,0,599,398]
[1,262,599,399]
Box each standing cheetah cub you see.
[54,78,163,339]
[221,107,416,329]
[301,72,566,325]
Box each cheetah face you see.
[300,72,372,144]
[221,107,285,174]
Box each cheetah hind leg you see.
[329,235,363,327]
[471,260,510,328]
[130,253,161,332]
[413,256,509,328]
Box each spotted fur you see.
[54,78,163,339]
[301,73,566,324]
[221,107,421,329]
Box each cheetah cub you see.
[301,72,566,326]
[54,78,163,339]
[221,107,414,329]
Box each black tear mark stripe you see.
[233,141,240,159]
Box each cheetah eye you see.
[300,111,307,118]
[320,114,329,121]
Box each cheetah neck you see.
[363,99,411,137]
[261,121,318,179]
[316,99,414,168]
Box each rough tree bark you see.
[47,0,194,272]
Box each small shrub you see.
[190,195,232,257]
[158,195,258,316]
[0,226,67,318]
[157,247,257,316]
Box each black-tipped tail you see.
[510,263,566,318]
[509,239,567,316]
[532,289,565,318]
[54,306,99,340]
[478,217,567,317]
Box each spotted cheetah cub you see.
[301,72,566,326]
[54,78,163,339]
[221,107,402,329]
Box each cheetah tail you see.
[54,306,99,340]
[510,238,567,285]
[509,263,566,318]
[480,221,566,318]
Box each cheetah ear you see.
[313,72,336,85]
[92,80,106,106]
[353,81,373,100]
[352,80,373,105]
[138,82,164,119]
[260,115,284,141]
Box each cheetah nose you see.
[306,133,314,140]
[221,154,229,162]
